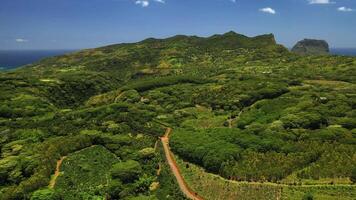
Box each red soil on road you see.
[161,128,204,200]
[49,156,66,188]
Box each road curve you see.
[161,128,204,200]
[49,156,66,188]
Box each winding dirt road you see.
[161,128,204,200]
[48,130,202,199]
[49,156,66,188]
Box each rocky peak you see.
[291,39,329,55]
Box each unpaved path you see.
[49,156,66,188]
[161,128,204,200]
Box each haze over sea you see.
[0,50,75,70]
[0,48,355,71]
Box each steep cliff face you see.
[291,39,329,55]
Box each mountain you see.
[291,39,330,55]
[10,31,289,108]
[0,32,355,200]
[32,31,286,74]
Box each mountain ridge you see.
[0,30,355,200]
[22,31,288,75]
[106,31,280,50]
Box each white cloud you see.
[338,7,354,12]
[15,38,28,43]
[308,0,334,4]
[259,7,276,14]
[134,0,165,7]
[135,0,149,7]
[153,0,165,3]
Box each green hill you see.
[0,31,355,200]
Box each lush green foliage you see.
[174,154,356,200]
[54,145,118,199]
[110,160,142,183]
[30,189,58,200]
[1,31,355,199]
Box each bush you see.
[139,148,156,159]
[30,188,58,200]
[116,90,141,103]
[107,180,123,199]
[111,160,142,183]
[302,192,314,200]
[122,75,206,92]
[0,105,12,118]
[281,112,326,129]
[351,167,356,184]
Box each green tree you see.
[111,160,142,183]
[302,192,314,200]
[0,104,12,118]
[30,189,58,200]
[134,174,155,193]
[351,167,356,184]
[107,180,123,199]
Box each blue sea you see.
[0,48,355,71]
[330,48,356,57]
[0,50,76,71]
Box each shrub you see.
[351,167,356,184]
[0,105,12,118]
[116,90,141,103]
[281,112,326,129]
[302,192,314,200]
[30,189,58,200]
[139,148,156,159]
[107,180,123,199]
[111,160,142,183]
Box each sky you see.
[0,0,355,50]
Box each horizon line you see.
[2,47,356,51]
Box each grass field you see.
[179,105,229,129]
[174,155,356,200]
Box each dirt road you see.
[49,156,66,188]
[161,128,204,200]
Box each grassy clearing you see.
[282,186,356,200]
[179,106,228,129]
[174,155,356,200]
[39,78,61,83]
[282,170,352,185]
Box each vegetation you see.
[174,154,356,200]
[54,145,118,199]
[0,31,355,199]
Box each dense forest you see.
[0,31,355,200]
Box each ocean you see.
[330,48,356,57]
[0,48,355,71]
[0,50,76,70]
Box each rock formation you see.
[291,39,329,55]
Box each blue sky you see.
[1,0,355,49]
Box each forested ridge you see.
[0,31,355,200]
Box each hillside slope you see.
[0,32,355,200]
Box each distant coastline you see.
[0,49,76,70]
[330,48,356,56]
[286,48,356,57]
[1,48,355,71]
